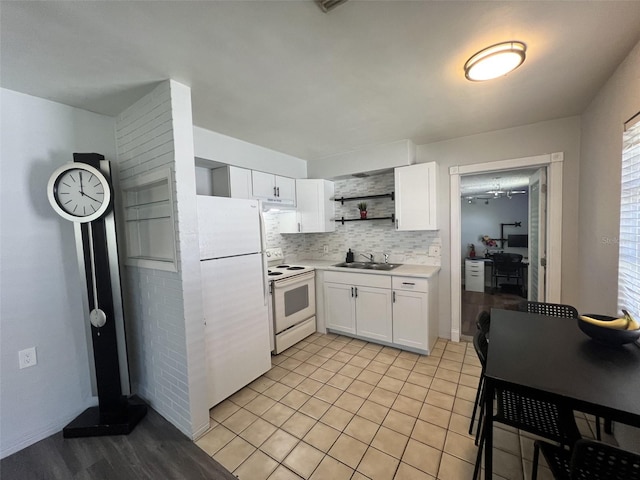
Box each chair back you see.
[476,310,491,334]
[495,387,581,446]
[571,439,640,479]
[473,329,488,369]
[492,253,524,275]
[519,301,578,319]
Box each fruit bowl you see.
[577,314,640,346]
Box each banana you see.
[579,315,630,330]
[622,309,640,330]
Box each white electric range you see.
[266,248,316,354]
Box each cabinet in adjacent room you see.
[394,162,438,231]
[281,179,335,233]
[323,271,392,343]
[464,259,485,292]
[252,170,296,205]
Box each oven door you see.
[272,271,316,334]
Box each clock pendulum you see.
[47,152,147,437]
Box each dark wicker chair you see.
[469,325,488,443]
[519,301,579,319]
[492,253,524,293]
[532,438,640,480]
[474,385,582,479]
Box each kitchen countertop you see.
[296,259,440,279]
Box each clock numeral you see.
[64,199,73,205]
[62,182,71,187]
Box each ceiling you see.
[2,1,639,163]
[460,168,538,198]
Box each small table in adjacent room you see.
[482,309,640,479]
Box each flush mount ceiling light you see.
[464,41,527,81]
[316,0,349,13]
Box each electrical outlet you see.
[19,347,37,369]
[323,245,329,254]
[428,245,441,257]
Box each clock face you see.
[47,163,112,223]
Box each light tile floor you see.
[197,333,605,480]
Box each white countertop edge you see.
[296,259,441,279]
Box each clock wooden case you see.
[48,152,146,437]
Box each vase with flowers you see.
[358,202,367,219]
[480,235,497,257]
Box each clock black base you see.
[62,398,148,438]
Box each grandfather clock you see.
[47,152,146,437]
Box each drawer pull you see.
[402,282,415,285]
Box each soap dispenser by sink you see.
[345,249,354,263]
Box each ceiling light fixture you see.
[464,41,526,81]
[316,0,349,13]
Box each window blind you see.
[618,112,640,318]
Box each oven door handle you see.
[271,270,315,289]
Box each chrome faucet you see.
[360,253,374,263]
[383,253,390,264]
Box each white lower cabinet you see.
[323,271,437,353]
[324,282,356,334]
[392,277,437,353]
[324,271,392,343]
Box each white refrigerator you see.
[197,195,271,408]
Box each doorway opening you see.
[459,168,536,336]
[449,153,564,342]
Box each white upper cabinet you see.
[282,179,335,234]
[252,171,296,206]
[211,165,252,199]
[394,162,438,231]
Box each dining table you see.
[482,308,640,479]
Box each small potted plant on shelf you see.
[358,202,367,219]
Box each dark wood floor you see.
[461,287,525,337]
[1,408,235,480]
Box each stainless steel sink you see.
[333,262,402,271]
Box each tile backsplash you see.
[264,172,441,266]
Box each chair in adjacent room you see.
[532,438,640,480]
[491,253,524,294]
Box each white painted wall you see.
[115,80,208,439]
[193,126,307,179]
[417,116,582,338]
[461,194,529,260]
[0,88,116,458]
[308,139,415,179]
[578,39,640,451]
[579,39,640,316]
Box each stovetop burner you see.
[287,266,305,270]
[276,265,290,269]
[268,271,283,276]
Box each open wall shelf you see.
[335,214,395,225]
[334,192,394,204]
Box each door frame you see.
[449,152,564,342]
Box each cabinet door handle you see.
[276,186,280,197]
[273,186,277,196]
[355,287,358,298]
[351,287,354,297]
[393,291,396,303]
[395,218,399,230]
[297,222,301,233]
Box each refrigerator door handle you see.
[259,205,269,305]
